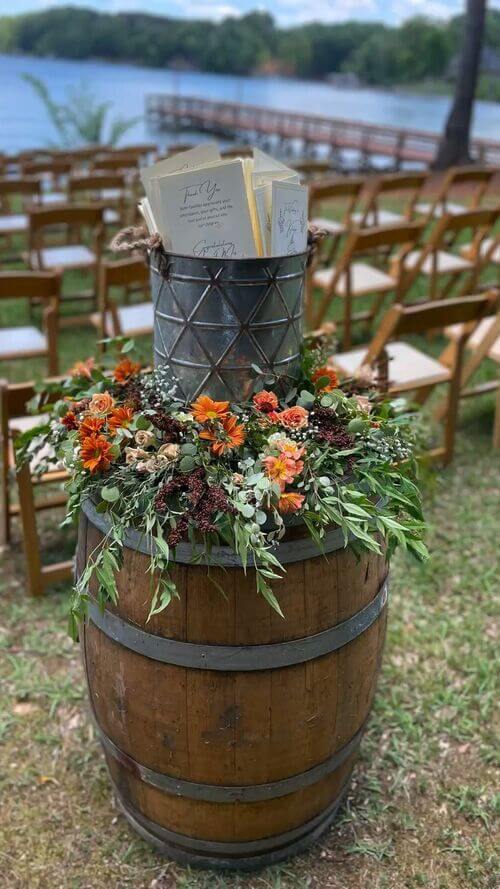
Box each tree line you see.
[0,6,499,89]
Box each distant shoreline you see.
[3,49,494,106]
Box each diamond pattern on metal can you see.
[152,251,307,402]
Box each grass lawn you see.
[0,240,499,887]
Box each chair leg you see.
[0,402,10,546]
[493,383,500,449]
[343,296,352,351]
[16,461,44,596]
[442,341,467,465]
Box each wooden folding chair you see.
[293,160,332,180]
[415,167,495,221]
[16,460,73,596]
[352,171,429,227]
[26,204,104,313]
[107,144,157,164]
[0,378,68,552]
[68,173,129,227]
[329,292,497,464]
[0,176,42,243]
[90,256,152,353]
[309,221,426,347]
[0,271,60,376]
[22,159,73,205]
[435,295,500,447]
[309,177,365,266]
[92,154,140,175]
[398,208,499,301]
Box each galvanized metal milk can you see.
[150,249,308,403]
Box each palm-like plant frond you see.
[22,74,141,148]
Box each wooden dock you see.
[145,93,500,170]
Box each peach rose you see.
[277,406,309,430]
[88,392,114,415]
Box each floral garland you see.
[17,344,428,638]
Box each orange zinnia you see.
[80,434,113,473]
[108,406,134,435]
[79,416,105,439]
[199,414,245,455]
[278,491,305,513]
[113,357,141,384]
[252,390,279,413]
[191,395,230,424]
[312,366,339,392]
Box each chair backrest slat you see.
[350,221,424,253]
[0,270,61,301]
[103,257,149,290]
[394,293,498,336]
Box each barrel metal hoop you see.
[87,578,388,671]
[81,496,366,566]
[112,777,350,868]
[96,718,364,802]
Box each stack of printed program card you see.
[139,143,308,260]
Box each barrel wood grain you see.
[78,509,389,867]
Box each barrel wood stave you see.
[78,509,388,867]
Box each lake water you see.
[1,52,499,153]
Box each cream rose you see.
[134,429,155,448]
[158,443,180,462]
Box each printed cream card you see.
[157,159,258,259]
[141,142,220,204]
[270,180,308,256]
[254,183,272,254]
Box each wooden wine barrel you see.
[77,497,389,870]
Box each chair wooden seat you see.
[90,302,154,337]
[445,316,500,361]
[39,192,66,205]
[351,209,405,226]
[332,341,451,391]
[0,213,27,233]
[0,326,47,359]
[29,244,96,270]
[314,261,396,297]
[103,208,120,225]
[460,237,500,265]
[405,248,473,275]
[416,200,465,217]
[310,216,345,235]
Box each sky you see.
[0,0,493,27]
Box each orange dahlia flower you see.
[276,406,309,430]
[191,395,230,424]
[278,491,305,513]
[79,416,105,439]
[253,390,279,413]
[89,392,114,415]
[312,366,339,392]
[199,414,245,455]
[114,357,141,384]
[80,434,113,473]
[61,411,78,430]
[108,406,134,435]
